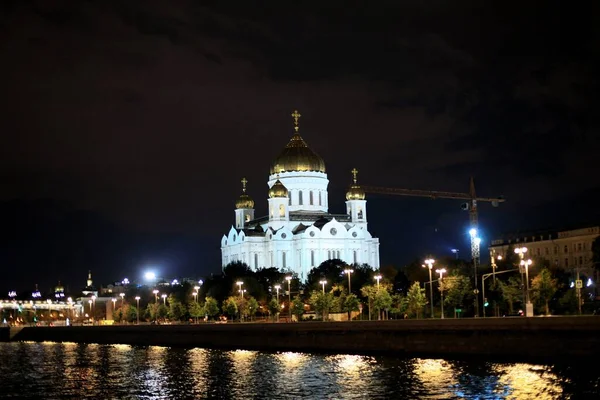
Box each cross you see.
[241,177,248,192]
[291,110,301,132]
[351,168,358,184]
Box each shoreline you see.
[3,316,600,362]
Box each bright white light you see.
[469,228,477,237]
[199,280,203,285]
[587,278,593,287]
[144,272,156,281]
[122,278,130,285]
[171,279,179,285]
[570,282,574,288]
[474,237,481,246]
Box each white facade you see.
[221,112,380,281]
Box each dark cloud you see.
[1,0,599,293]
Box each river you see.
[0,342,598,399]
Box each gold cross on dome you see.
[241,177,248,192]
[351,168,358,184]
[291,110,301,132]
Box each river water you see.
[0,342,598,399]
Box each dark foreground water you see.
[0,342,598,399]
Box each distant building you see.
[489,226,599,273]
[82,270,98,297]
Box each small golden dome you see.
[235,178,255,209]
[269,179,289,198]
[346,168,366,200]
[270,110,326,174]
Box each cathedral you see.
[221,110,380,281]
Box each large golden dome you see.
[268,179,289,198]
[270,110,326,174]
[346,168,366,200]
[235,178,255,209]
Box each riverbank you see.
[3,316,599,361]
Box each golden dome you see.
[235,178,255,209]
[270,110,326,174]
[269,179,289,198]
[346,168,366,200]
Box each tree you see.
[157,304,169,321]
[406,282,427,318]
[188,302,203,322]
[360,284,377,320]
[499,276,522,314]
[146,303,158,322]
[309,291,334,321]
[390,293,407,318]
[342,293,360,321]
[373,289,393,320]
[114,308,124,323]
[168,296,186,321]
[267,298,280,321]
[442,274,472,317]
[246,296,259,320]
[531,268,558,315]
[126,306,138,323]
[203,297,220,319]
[291,297,305,321]
[222,296,238,319]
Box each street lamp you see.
[91,295,96,324]
[343,268,354,294]
[374,274,382,290]
[469,229,482,317]
[274,284,281,322]
[111,298,116,321]
[119,292,125,310]
[192,291,198,303]
[521,259,533,312]
[285,276,292,322]
[436,268,446,319]
[514,247,531,316]
[319,280,327,294]
[161,293,167,305]
[152,289,159,303]
[423,259,435,318]
[134,296,140,324]
[374,274,383,320]
[88,299,92,323]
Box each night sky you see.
[2,0,599,294]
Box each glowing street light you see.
[285,276,292,322]
[436,268,446,319]
[144,271,156,281]
[192,291,198,303]
[520,259,533,307]
[319,280,327,294]
[111,298,117,317]
[274,284,281,322]
[119,292,125,311]
[152,289,159,303]
[374,274,382,290]
[422,259,435,318]
[161,293,167,305]
[135,296,140,324]
[343,269,354,294]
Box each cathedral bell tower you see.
[234,177,255,229]
[345,168,367,229]
[268,177,289,230]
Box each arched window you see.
[311,250,315,267]
[319,192,322,206]
[282,252,287,269]
[353,250,357,264]
[254,253,258,269]
[299,191,303,205]
[279,204,285,217]
[357,207,363,219]
[309,191,314,205]
[245,214,250,222]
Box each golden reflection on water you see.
[143,346,169,395]
[414,358,457,391]
[495,363,563,399]
[189,348,210,394]
[276,351,308,369]
[327,354,376,394]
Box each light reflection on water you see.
[0,342,598,399]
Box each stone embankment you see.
[2,317,599,361]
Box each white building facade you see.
[221,110,380,281]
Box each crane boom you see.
[361,186,505,204]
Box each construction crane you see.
[362,177,505,317]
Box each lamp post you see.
[521,259,533,312]
[343,268,354,294]
[285,276,292,322]
[436,268,446,319]
[161,293,167,306]
[319,280,327,294]
[274,284,281,322]
[88,300,92,322]
[469,229,481,317]
[152,289,159,303]
[91,295,96,325]
[374,274,382,320]
[514,247,531,316]
[236,281,244,322]
[423,259,435,318]
[119,292,125,310]
[194,286,200,300]
[134,296,140,324]
[111,298,116,320]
